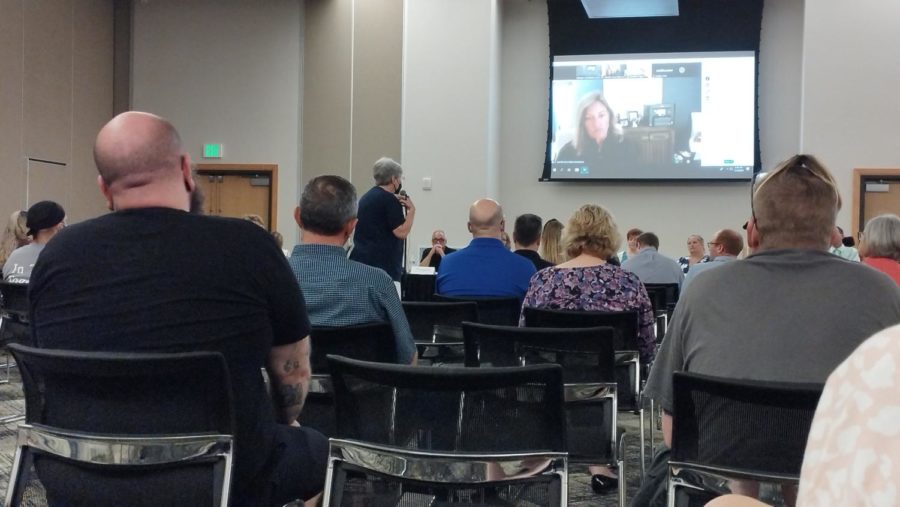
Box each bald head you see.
[94,112,185,191]
[468,199,504,238]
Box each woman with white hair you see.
[859,213,900,284]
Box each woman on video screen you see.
[555,92,626,172]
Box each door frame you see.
[195,163,279,231]
[852,168,900,241]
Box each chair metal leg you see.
[650,399,656,451]
[618,457,626,507]
[639,406,646,477]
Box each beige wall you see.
[301,0,403,189]
[0,0,113,223]
[801,0,900,232]
[132,0,303,244]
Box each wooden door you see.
[852,169,900,239]
[194,164,278,231]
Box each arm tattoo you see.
[283,359,300,374]
[277,383,303,407]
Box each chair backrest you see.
[6,343,235,506]
[462,322,616,383]
[644,282,679,311]
[0,282,29,320]
[522,307,639,352]
[433,294,522,326]
[309,322,397,373]
[325,438,568,507]
[400,273,437,301]
[670,372,823,477]
[402,301,478,343]
[328,354,566,453]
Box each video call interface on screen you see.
[547,51,757,181]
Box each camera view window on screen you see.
[548,51,756,181]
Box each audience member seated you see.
[621,232,684,287]
[288,175,417,365]
[859,213,900,284]
[636,154,900,506]
[829,225,860,261]
[512,213,553,271]
[520,204,655,363]
[420,229,456,270]
[540,218,565,265]
[0,210,29,269]
[519,203,654,493]
[681,229,743,294]
[436,199,535,298]
[28,112,327,506]
[2,201,66,284]
[678,234,710,273]
[617,227,642,263]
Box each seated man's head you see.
[625,228,643,253]
[563,204,620,260]
[707,229,743,259]
[467,199,505,239]
[513,214,543,251]
[431,230,447,247]
[25,201,66,244]
[94,111,195,211]
[749,154,840,251]
[295,175,358,245]
[635,232,660,250]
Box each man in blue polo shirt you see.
[436,199,536,297]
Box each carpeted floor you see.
[0,366,653,506]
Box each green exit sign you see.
[203,143,223,159]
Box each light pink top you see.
[798,324,900,506]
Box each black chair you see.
[667,372,824,507]
[402,301,478,364]
[522,307,647,474]
[324,438,568,507]
[644,282,679,342]
[301,322,397,437]
[433,294,522,326]
[5,343,235,506]
[328,354,566,453]
[400,273,437,301]
[0,282,30,379]
[462,322,626,505]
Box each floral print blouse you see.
[519,263,656,363]
[678,255,710,274]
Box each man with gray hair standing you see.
[349,157,415,281]
[288,175,417,365]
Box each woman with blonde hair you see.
[520,204,656,494]
[0,210,29,268]
[539,218,565,265]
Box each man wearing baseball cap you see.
[2,200,65,283]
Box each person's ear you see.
[747,218,761,250]
[467,222,474,234]
[294,207,303,228]
[344,218,358,238]
[181,155,196,193]
[97,175,114,211]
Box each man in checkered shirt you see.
[288,175,418,365]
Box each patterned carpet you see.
[0,366,652,506]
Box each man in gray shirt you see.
[2,201,66,283]
[636,155,900,505]
[621,232,684,287]
[680,228,743,294]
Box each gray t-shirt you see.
[644,248,900,413]
[2,243,44,283]
[621,247,685,287]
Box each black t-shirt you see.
[349,186,405,280]
[420,246,456,270]
[29,207,310,497]
[514,249,554,271]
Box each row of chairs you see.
[2,344,822,507]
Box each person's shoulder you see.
[555,141,578,160]
[349,257,392,283]
[502,248,537,271]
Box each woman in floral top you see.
[519,204,656,364]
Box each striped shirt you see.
[288,243,416,363]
